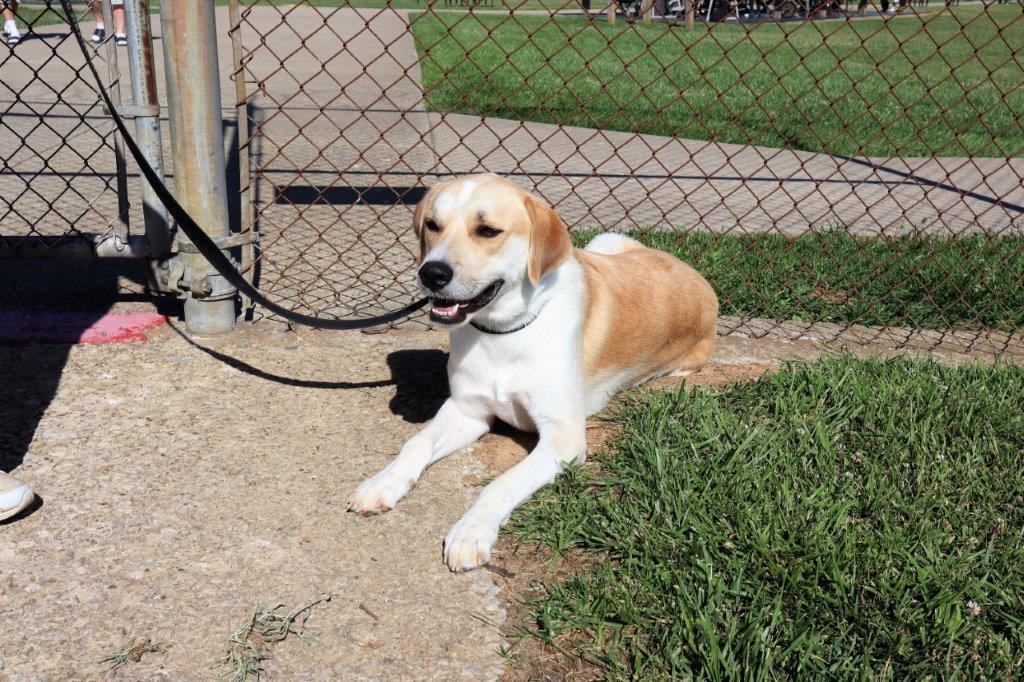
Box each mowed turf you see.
[571,230,1024,332]
[508,357,1024,678]
[413,6,1024,157]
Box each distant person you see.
[3,0,20,46]
[0,471,35,522]
[91,0,126,46]
[882,0,908,13]
[856,0,906,14]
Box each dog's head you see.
[413,174,572,327]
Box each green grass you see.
[573,229,1024,332]
[8,6,68,30]
[413,5,1024,157]
[509,357,1024,678]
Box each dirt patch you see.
[488,543,603,682]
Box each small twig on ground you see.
[218,594,333,681]
[100,637,167,672]
[358,603,380,622]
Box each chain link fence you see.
[0,1,136,256]
[10,1,1014,355]
[229,0,1023,357]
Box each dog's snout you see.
[419,261,454,292]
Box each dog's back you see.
[577,233,718,410]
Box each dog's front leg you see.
[348,399,491,516]
[444,419,586,572]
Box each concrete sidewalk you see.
[0,323,507,680]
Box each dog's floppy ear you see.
[524,194,572,285]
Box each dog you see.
[348,174,718,572]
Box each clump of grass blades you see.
[218,594,332,681]
[509,357,1024,678]
[571,229,1024,332]
[99,637,167,672]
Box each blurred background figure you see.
[91,0,126,46]
[3,0,20,46]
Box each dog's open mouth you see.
[429,279,504,325]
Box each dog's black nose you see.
[419,261,454,292]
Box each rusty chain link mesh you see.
[0,1,131,253]
[230,0,1022,357]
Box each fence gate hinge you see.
[168,232,258,299]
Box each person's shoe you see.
[0,471,35,521]
[114,33,127,46]
[91,26,106,43]
[5,27,20,46]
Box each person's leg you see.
[112,1,125,37]
[3,0,20,44]
[90,0,105,42]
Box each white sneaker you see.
[0,471,35,521]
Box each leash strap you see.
[60,0,427,330]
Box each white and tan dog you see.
[348,174,718,572]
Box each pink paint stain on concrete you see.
[0,311,167,345]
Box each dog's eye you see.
[423,219,440,233]
[475,225,502,238]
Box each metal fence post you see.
[123,0,171,284]
[159,0,236,334]
[99,0,130,238]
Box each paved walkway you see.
[0,319,506,680]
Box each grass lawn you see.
[572,229,1024,332]
[508,357,1024,677]
[413,5,1024,157]
[8,5,70,30]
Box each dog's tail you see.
[583,232,645,255]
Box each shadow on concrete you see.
[388,348,447,423]
[0,259,171,523]
[169,323,450,423]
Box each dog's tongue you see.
[433,302,459,316]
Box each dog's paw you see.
[443,515,498,572]
[346,473,412,516]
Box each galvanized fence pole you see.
[100,0,131,238]
[227,0,256,316]
[123,0,171,286]
[159,0,236,334]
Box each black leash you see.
[60,0,427,330]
